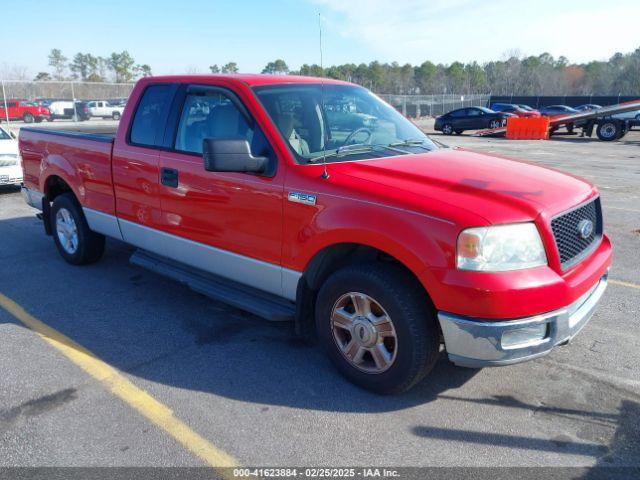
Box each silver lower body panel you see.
[437,272,608,368]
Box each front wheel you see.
[316,264,440,394]
[51,193,105,265]
[488,119,501,129]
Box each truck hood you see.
[328,148,594,225]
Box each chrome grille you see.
[0,156,17,167]
[551,197,602,269]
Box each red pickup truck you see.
[19,75,611,393]
[1,100,51,123]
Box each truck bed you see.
[19,125,117,217]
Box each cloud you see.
[313,0,640,65]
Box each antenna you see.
[318,12,329,179]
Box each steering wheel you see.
[343,127,373,146]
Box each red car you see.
[19,75,611,393]
[0,100,50,123]
[491,103,541,118]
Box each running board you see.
[130,250,295,322]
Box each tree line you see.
[30,47,640,95]
[34,49,152,83]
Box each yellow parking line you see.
[610,279,640,290]
[0,292,239,474]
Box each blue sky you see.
[2,0,639,78]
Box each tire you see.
[442,123,453,135]
[112,111,121,121]
[50,193,105,265]
[315,263,440,394]
[35,117,43,123]
[488,119,501,129]
[566,124,574,134]
[454,129,463,135]
[23,112,35,123]
[47,117,54,122]
[596,121,620,141]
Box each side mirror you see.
[202,138,269,174]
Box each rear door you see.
[448,108,466,129]
[156,83,286,297]
[112,83,178,245]
[463,108,485,129]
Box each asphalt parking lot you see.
[1,120,639,473]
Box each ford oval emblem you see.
[577,219,594,239]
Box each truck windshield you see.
[253,84,437,164]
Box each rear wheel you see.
[316,264,440,394]
[51,193,105,265]
[112,111,121,120]
[596,121,620,141]
[23,112,35,123]
[442,123,453,135]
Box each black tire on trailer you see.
[596,120,620,141]
[23,112,35,123]
[50,193,105,265]
[315,263,440,394]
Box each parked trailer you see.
[549,100,640,141]
[473,99,640,141]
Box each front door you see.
[157,84,286,297]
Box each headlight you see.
[457,223,547,271]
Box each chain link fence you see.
[0,80,135,125]
[379,93,491,118]
[1,80,490,125]
[1,80,134,103]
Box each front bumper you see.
[0,165,23,186]
[438,271,608,367]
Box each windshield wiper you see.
[308,143,377,163]
[388,139,433,150]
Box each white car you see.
[613,109,640,121]
[0,126,22,186]
[87,100,124,120]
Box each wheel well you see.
[295,243,432,340]
[44,175,73,201]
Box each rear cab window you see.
[128,84,175,148]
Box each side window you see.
[129,84,173,147]
[450,109,466,118]
[174,91,253,155]
[467,109,481,117]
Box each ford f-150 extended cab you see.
[19,75,612,393]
